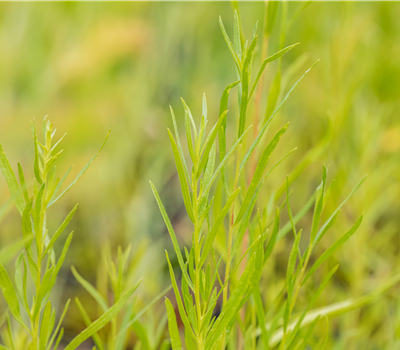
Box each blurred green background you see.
[0,2,399,348]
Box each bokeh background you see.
[0,2,399,348]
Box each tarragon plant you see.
[0,117,142,350]
[151,7,400,350]
[71,243,170,350]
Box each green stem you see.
[193,178,205,349]
[221,143,242,349]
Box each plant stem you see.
[221,143,242,349]
[193,176,205,349]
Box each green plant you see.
[0,117,143,350]
[151,9,400,350]
[72,243,170,350]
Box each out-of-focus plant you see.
[0,117,144,350]
[72,243,171,350]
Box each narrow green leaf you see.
[286,265,338,349]
[313,175,367,246]
[33,267,55,319]
[75,297,105,350]
[49,131,110,206]
[233,10,242,59]
[116,284,172,338]
[310,166,327,242]
[287,230,302,298]
[201,125,251,203]
[165,298,183,350]
[0,266,27,330]
[42,204,79,258]
[197,111,228,178]
[0,144,25,215]
[150,182,194,291]
[303,214,363,285]
[52,328,64,350]
[249,43,300,100]
[265,0,279,36]
[264,68,281,122]
[0,236,32,266]
[165,251,196,341]
[253,287,269,349]
[17,163,29,203]
[264,208,280,264]
[167,130,195,223]
[265,271,400,347]
[181,100,196,164]
[31,120,43,184]
[181,98,197,142]
[277,193,315,242]
[39,301,52,350]
[238,35,257,137]
[206,253,258,348]
[235,123,288,226]
[14,253,29,314]
[64,280,141,350]
[218,80,240,194]
[241,60,319,174]
[200,188,240,267]
[48,166,72,206]
[71,266,109,312]
[219,16,241,72]
[170,106,191,183]
[46,299,70,350]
